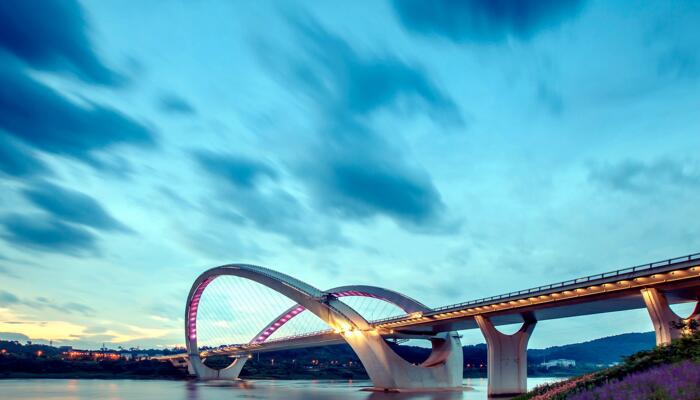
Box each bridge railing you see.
[200,253,700,350]
[372,252,700,324]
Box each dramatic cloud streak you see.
[193,151,277,190]
[22,182,132,233]
[0,55,155,168]
[260,18,459,232]
[589,159,700,193]
[158,92,197,115]
[0,0,122,85]
[0,214,97,255]
[0,134,51,178]
[0,0,698,350]
[393,0,585,43]
[193,151,338,248]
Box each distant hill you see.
[334,331,657,368]
[392,331,656,367]
[527,332,655,365]
[0,331,658,379]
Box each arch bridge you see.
[177,253,700,396]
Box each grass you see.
[514,331,700,400]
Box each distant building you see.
[62,350,122,361]
[539,359,576,368]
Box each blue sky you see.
[0,0,699,350]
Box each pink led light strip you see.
[187,277,217,341]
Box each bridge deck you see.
[198,253,700,358]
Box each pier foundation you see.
[475,314,536,397]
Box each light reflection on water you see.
[0,378,564,400]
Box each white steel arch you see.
[184,264,463,389]
[251,284,430,344]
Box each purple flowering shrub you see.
[513,332,700,400]
[569,360,700,400]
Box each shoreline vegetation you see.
[0,331,658,381]
[514,331,700,400]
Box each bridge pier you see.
[641,287,700,346]
[343,330,463,390]
[188,354,247,380]
[475,314,536,398]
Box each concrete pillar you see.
[475,314,536,397]
[188,354,247,380]
[186,358,196,376]
[342,330,463,390]
[641,288,700,346]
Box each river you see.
[0,378,565,400]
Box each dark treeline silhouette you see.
[0,332,655,379]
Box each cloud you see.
[647,8,700,82]
[103,325,177,344]
[0,134,51,178]
[0,265,18,278]
[0,332,30,342]
[589,159,700,193]
[0,292,96,317]
[285,18,462,125]
[193,151,341,247]
[158,92,197,115]
[0,213,98,255]
[0,290,19,306]
[22,182,132,233]
[0,53,155,168]
[537,81,564,115]
[392,0,585,44]
[258,18,458,232]
[193,151,277,189]
[60,302,95,316]
[318,160,446,225]
[0,312,87,342]
[657,47,699,80]
[0,0,122,85]
[71,323,177,344]
[31,298,96,317]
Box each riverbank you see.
[514,331,700,399]
[0,357,189,380]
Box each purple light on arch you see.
[187,276,217,342]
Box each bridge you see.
[167,253,700,397]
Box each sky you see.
[0,0,699,350]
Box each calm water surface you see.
[0,378,565,400]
